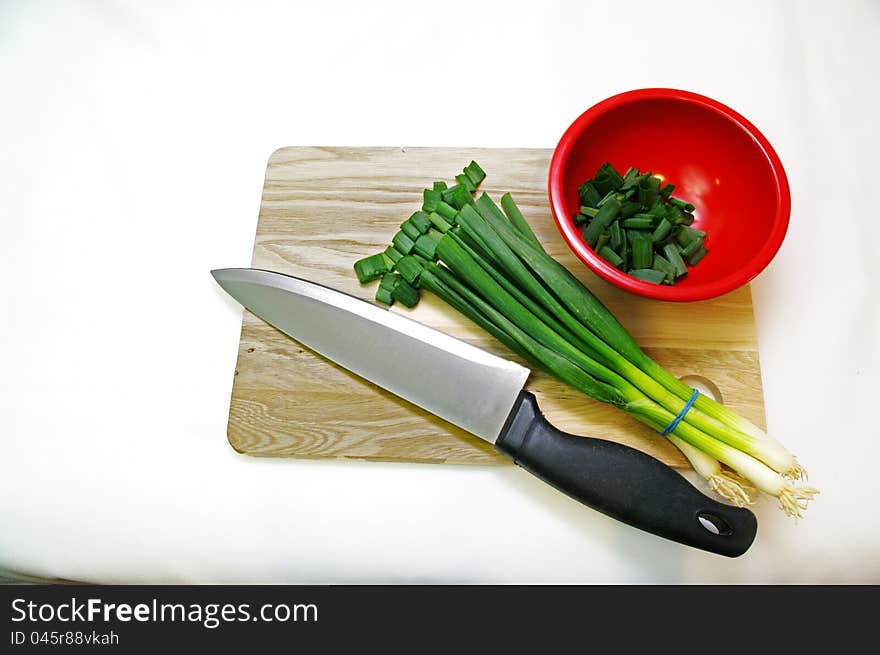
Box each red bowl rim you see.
[548,88,791,302]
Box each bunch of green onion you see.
[354,163,818,517]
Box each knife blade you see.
[212,267,530,443]
[213,268,756,557]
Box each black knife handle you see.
[495,391,757,557]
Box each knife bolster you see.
[495,390,542,460]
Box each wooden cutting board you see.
[226,147,765,467]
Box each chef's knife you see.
[212,268,756,556]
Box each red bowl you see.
[548,89,790,301]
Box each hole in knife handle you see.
[678,374,723,404]
[696,512,733,536]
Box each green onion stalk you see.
[422,262,756,506]
[353,164,818,517]
[469,193,807,482]
[432,233,815,517]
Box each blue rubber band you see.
[661,388,699,436]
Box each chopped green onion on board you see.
[353,252,390,283]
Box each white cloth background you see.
[1,0,878,583]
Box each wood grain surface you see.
[227,147,765,467]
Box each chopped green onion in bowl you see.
[574,163,708,285]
